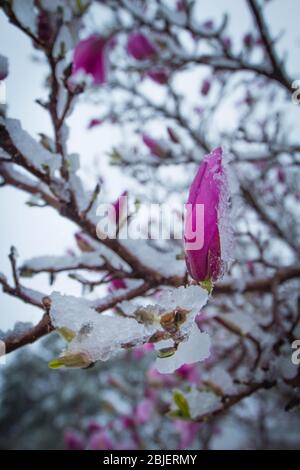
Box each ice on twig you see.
[154,322,210,374]
[49,285,210,372]
[183,388,222,419]
[1,118,61,176]
[49,292,156,365]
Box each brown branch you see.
[4,314,53,354]
[214,265,300,294]
[247,0,290,91]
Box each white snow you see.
[22,253,106,272]
[121,239,186,278]
[207,367,236,395]
[154,322,211,373]
[219,312,255,335]
[49,285,210,370]
[49,292,155,363]
[183,388,222,419]
[1,118,61,176]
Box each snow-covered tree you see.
[0,0,299,448]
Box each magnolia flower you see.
[127,33,156,60]
[37,10,54,43]
[87,118,102,129]
[112,190,128,225]
[167,126,180,144]
[75,231,94,252]
[64,431,84,450]
[201,79,211,96]
[184,147,231,283]
[88,430,114,450]
[142,134,168,158]
[147,68,169,85]
[72,35,107,85]
[243,33,254,49]
[222,36,232,51]
[109,277,127,292]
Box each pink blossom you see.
[72,35,107,85]
[147,68,169,85]
[277,167,285,183]
[37,10,54,43]
[86,420,102,435]
[121,415,135,429]
[87,118,102,129]
[247,260,256,276]
[243,33,254,49]
[64,431,84,450]
[75,231,94,252]
[176,364,200,384]
[222,36,232,51]
[201,79,211,96]
[203,20,214,30]
[176,1,187,12]
[112,190,128,225]
[127,33,156,60]
[184,147,229,282]
[109,277,127,292]
[88,430,114,450]
[167,126,180,144]
[142,134,167,158]
[135,398,154,424]
[174,420,200,449]
[132,342,154,359]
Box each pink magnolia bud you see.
[243,33,254,49]
[112,190,128,225]
[72,35,107,85]
[37,10,54,43]
[147,68,169,85]
[64,431,84,450]
[86,420,102,435]
[175,420,200,449]
[203,20,214,30]
[176,364,200,384]
[109,277,127,292]
[167,126,180,144]
[127,33,156,60]
[87,118,102,129]
[184,147,231,282]
[176,1,187,12]
[222,36,232,51]
[247,260,255,276]
[277,167,285,183]
[88,430,114,450]
[201,79,211,96]
[75,231,94,252]
[142,134,168,158]
[135,398,154,424]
